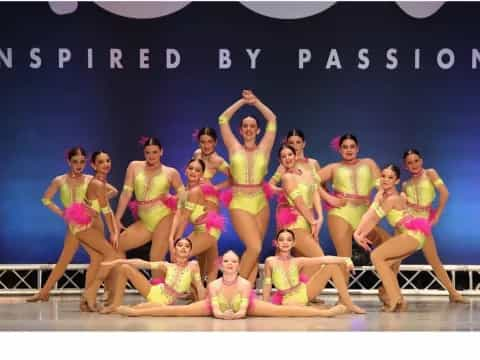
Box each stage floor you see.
[0,295,478,331]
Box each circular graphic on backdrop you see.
[240,1,336,20]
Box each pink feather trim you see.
[401,217,432,236]
[64,203,92,225]
[277,192,288,205]
[219,188,233,207]
[329,135,341,152]
[204,211,226,232]
[128,200,139,220]
[192,128,200,140]
[200,183,219,198]
[150,277,165,286]
[428,208,438,223]
[163,195,177,211]
[299,273,309,283]
[271,291,283,305]
[262,182,275,200]
[248,290,256,312]
[276,207,298,227]
[138,136,149,146]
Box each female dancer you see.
[192,127,230,280]
[114,137,184,278]
[354,164,433,311]
[263,229,365,313]
[275,145,324,257]
[115,250,347,318]
[318,134,389,278]
[61,151,122,311]
[91,237,205,313]
[218,89,276,284]
[401,149,465,302]
[28,147,118,304]
[168,158,225,282]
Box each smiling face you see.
[287,135,305,155]
[144,144,162,166]
[239,117,260,142]
[185,160,204,183]
[279,146,296,170]
[274,230,295,253]
[68,154,87,176]
[221,251,240,274]
[380,166,400,191]
[91,152,111,175]
[404,153,424,175]
[339,139,359,161]
[199,134,216,155]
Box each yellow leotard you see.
[272,158,321,186]
[329,162,375,230]
[282,182,317,231]
[269,260,309,306]
[183,199,221,241]
[147,263,199,304]
[59,176,89,207]
[202,159,229,206]
[211,292,248,313]
[404,172,443,219]
[134,168,173,232]
[229,149,269,215]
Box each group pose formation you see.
[29,89,467,319]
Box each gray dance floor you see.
[0,295,478,331]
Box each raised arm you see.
[427,168,449,225]
[245,91,277,153]
[115,162,136,228]
[218,98,246,150]
[41,176,64,218]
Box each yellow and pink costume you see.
[403,171,444,222]
[328,162,376,229]
[126,167,181,232]
[265,258,309,306]
[147,262,200,304]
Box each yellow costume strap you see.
[288,187,302,200]
[266,121,277,132]
[41,198,52,206]
[374,178,381,189]
[193,272,202,282]
[150,262,162,270]
[176,185,186,194]
[101,206,112,215]
[218,115,230,125]
[433,178,444,187]
[371,201,385,218]
[123,184,133,193]
[183,200,196,211]
[218,160,229,172]
[263,277,272,285]
[271,171,282,183]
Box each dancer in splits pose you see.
[354,164,433,312]
[91,237,205,314]
[115,250,348,318]
[28,147,118,308]
[318,134,390,281]
[114,137,184,279]
[192,127,230,281]
[263,229,365,314]
[383,149,466,303]
[217,89,276,284]
[168,158,225,283]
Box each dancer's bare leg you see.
[116,300,210,317]
[248,299,346,317]
[150,214,174,278]
[328,214,354,283]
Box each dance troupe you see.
[28,89,467,320]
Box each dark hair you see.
[276,228,295,240]
[383,164,401,179]
[278,144,296,158]
[339,133,359,146]
[174,237,192,248]
[67,146,87,160]
[187,158,206,172]
[240,116,258,127]
[403,149,421,160]
[197,127,217,141]
[143,137,162,150]
[91,150,109,164]
[222,249,240,261]
[286,129,305,142]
